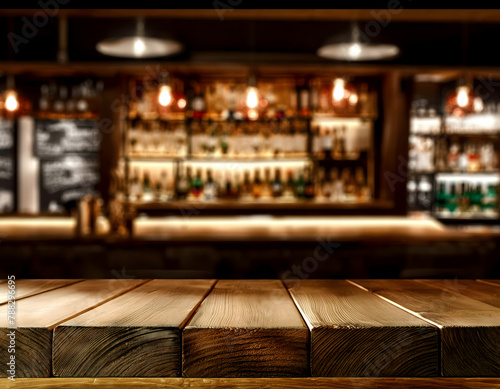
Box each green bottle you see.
[446,183,458,214]
[295,170,306,199]
[436,183,446,212]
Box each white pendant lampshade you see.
[96,17,183,58]
[317,23,399,61]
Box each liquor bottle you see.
[53,86,66,119]
[38,84,50,118]
[284,169,295,198]
[129,167,142,201]
[482,184,497,214]
[322,128,333,160]
[304,166,315,200]
[446,183,458,214]
[261,167,273,198]
[469,184,483,214]
[203,169,217,201]
[191,83,206,120]
[295,169,306,199]
[355,167,369,200]
[76,84,90,119]
[435,182,447,213]
[468,144,481,172]
[417,175,432,210]
[191,168,204,199]
[318,168,331,200]
[272,168,284,198]
[407,177,417,210]
[447,143,460,172]
[252,168,263,199]
[334,127,346,159]
[220,129,229,155]
[142,170,153,201]
[458,145,469,173]
[241,170,253,199]
[232,171,242,198]
[457,182,471,213]
[222,170,232,198]
[66,86,77,118]
[342,168,356,201]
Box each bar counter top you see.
[0,215,499,243]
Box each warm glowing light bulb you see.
[348,43,362,59]
[349,92,359,106]
[246,87,259,109]
[333,79,345,102]
[457,87,469,108]
[247,109,259,120]
[5,91,19,112]
[158,85,172,107]
[474,96,484,113]
[133,38,146,57]
[177,98,187,109]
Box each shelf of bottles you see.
[408,93,500,222]
[121,76,378,208]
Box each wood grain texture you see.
[4,377,500,388]
[285,280,438,377]
[478,279,500,287]
[0,279,83,304]
[53,279,215,377]
[351,279,500,377]
[182,280,309,378]
[417,279,500,309]
[0,279,146,378]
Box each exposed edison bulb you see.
[474,96,484,113]
[158,85,172,107]
[246,87,259,109]
[177,98,187,109]
[348,92,359,106]
[456,86,469,108]
[247,109,259,121]
[133,38,146,57]
[4,90,19,112]
[348,43,362,59]
[333,79,345,102]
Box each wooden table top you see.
[1,278,499,380]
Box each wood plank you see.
[53,279,215,377]
[285,279,438,377]
[4,377,500,389]
[182,280,309,378]
[416,279,500,309]
[0,279,146,378]
[0,279,83,305]
[351,279,500,377]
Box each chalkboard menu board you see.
[39,156,99,213]
[35,119,101,158]
[0,119,15,213]
[36,119,100,213]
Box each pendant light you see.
[445,24,483,118]
[241,73,267,121]
[96,17,183,58]
[446,74,483,118]
[331,77,359,114]
[2,75,19,113]
[317,22,399,61]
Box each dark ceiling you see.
[1,17,500,67]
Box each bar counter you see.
[0,216,499,279]
[0,215,499,243]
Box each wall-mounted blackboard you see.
[35,119,101,213]
[35,119,101,158]
[39,156,99,213]
[0,119,15,213]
